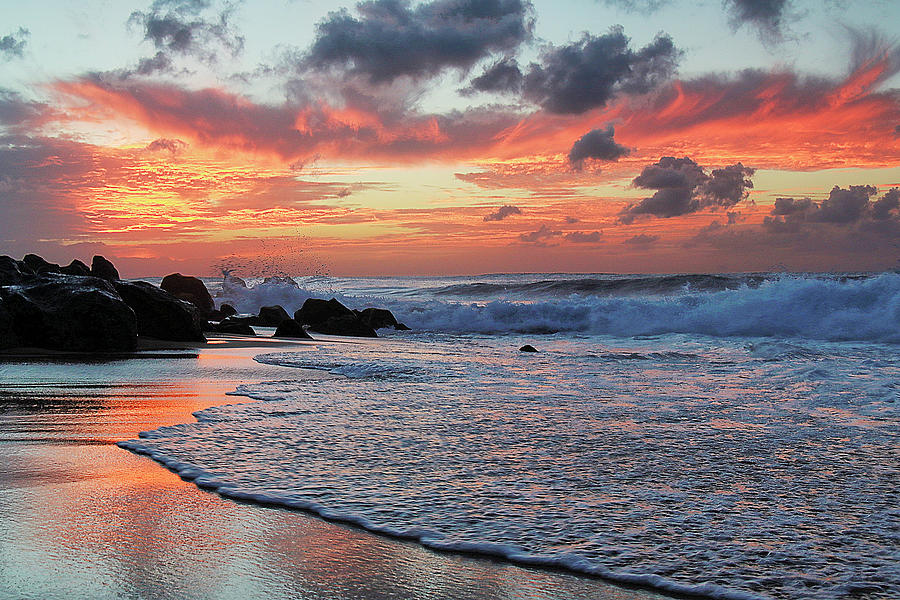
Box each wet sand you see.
[0,336,668,599]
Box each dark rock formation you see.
[273,318,313,339]
[90,255,120,281]
[220,303,237,317]
[519,344,538,352]
[22,254,61,274]
[257,305,291,327]
[394,322,411,331]
[358,307,398,330]
[212,315,255,335]
[0,300,16,349]
[161,273,215,315]
[309,315,377,338]
[295,298,355,326]
[1,275,137,352]
[0,256,29,286]
[114,281,206,342]
[61,259,91,276]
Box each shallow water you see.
[121,326,900,600]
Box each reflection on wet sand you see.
[0,343,664,600]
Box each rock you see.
[160,273,215,315]
[358,307,399,330]
[22,254,61,274]
[220,303,237,317]
[257,305,291,327]
[309,314,377,338]
[90,255,120,281]
[113,280,206,342]
[61,259,91,276]
[273,318,313,339]
[0,256,30,286]
[1,274,137,352]
[394,322,411,331]
[294,298,355,326]
[213,316,256,335]
[519,344,538,352]
[0,300,17,349]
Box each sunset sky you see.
[1,0,899,276]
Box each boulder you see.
[1,275,137,352]
[0,256,30,286]
[213,316,255,335]
[394,322,411,331]
[161,273,215,315]
[61,259,91,276]
[22,254,61,274]
[113,280,206,342]
[309,314,377,338]
[519,344,538,352]
[358,307,398,330]
[0,300,17,349]
[220,303,237,317]
[273,318,313,339]
[294,298,355,326]
[257,305,291,327]
[90,255,120,281]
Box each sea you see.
[120,272,900,600]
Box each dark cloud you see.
[0,28,29,60]
[517,27,680,114]
[519,224,561,243]
[568,125,630,166]
[129,0,244,64]
[305,0,534,84]
[0,89,46,127]
[484,204,522,221]
[145,138,187,153]
[465,57,524,94]
[624,233,659,244]
[564,216,580,223]
[564,230,603,243]
[135,51,175,75]
[724,0,789,40]
[620,157,754,222]
[763,185,898,231]
[600,0,670,13]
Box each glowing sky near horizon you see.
[1,0,899,276]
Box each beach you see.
[0,335,666,600]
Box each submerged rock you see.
[161,273,215,315]
[519,344,538,352]
[1,275,137,352]
[114,280,206,342]
[257,305,291,327]
[273,318,313,339]
[90,255,120,281]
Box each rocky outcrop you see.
[22,254,61,274]
[90,255,120,281]
[273,318,313,339]
[257,305,291,327]
[61,259,91,276]
[114,280,206,342]
[0,300,16,349]
[0,256,29,286]
[358,307,398,330]
[1,275,137,352]
[519,344,538,352]
[295,298,377,337]
[211,316,255,335]
[161,273,215,315]
[207,303,237,321]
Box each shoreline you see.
[1,334,669,600]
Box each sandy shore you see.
[0,335,668,599]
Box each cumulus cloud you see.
[305,0,533,84]
[564,230,603,243]
[466,26,679,114]
[620,156,754,223]
[568,125,630,166]
[763,185,899,231]
[484,204,522,221]
[0,28,29,61]
[129,0,244,65]
[519,224,561,243]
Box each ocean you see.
[120,272,900,600]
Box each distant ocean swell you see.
[217,273,900,343]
